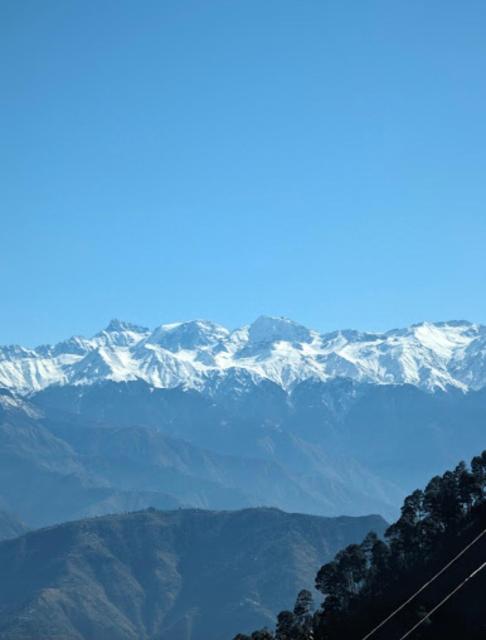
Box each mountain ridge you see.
[2,317,486,394]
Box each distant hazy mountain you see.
[0,387,401,526]
[0,511,28,542]
[0,508,386,640]
[33,375,486,509]
[2,317,486,393]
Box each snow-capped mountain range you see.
[2,316,486,394]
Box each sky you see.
[2,1,486,346]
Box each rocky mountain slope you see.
[0,508,386,640]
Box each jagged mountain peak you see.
[95,320,151,349]
[103,318,149,334]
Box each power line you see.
[397,560,486,640]
[360,528,486,640]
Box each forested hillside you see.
[235,451,486,640]
[0,508,385,640]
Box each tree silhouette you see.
[236,449,486,640]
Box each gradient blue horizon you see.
[2,1,486,346]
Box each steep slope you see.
[0,508,387,640]
[2,317,486,394]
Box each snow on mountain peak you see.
[95,320,150,348]
[146,320,230,352]
[1,318,486,394]
[248,316,314,345]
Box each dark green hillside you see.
[0,508,385,640]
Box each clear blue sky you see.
[2,1,486,346]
